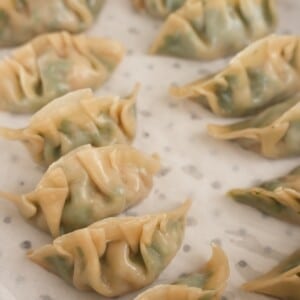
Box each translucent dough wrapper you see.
[0,31,125,113]
[28,201,191,297]
[150,0,277,60]
[0,87,138,165]
[0,0,105,47]
[132,0,186,18]
[208,96,300,159]
[170,35,300,117]
[0,144,160,237]
[134,245,230,300]
[229,166,300,225]
[243,250,300,300]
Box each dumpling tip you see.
[130,83,141,99]
[169,84,188,99]
[207,124,229,139]
[227,189,246,199]
[0,190,21,204]
[0,127,24,140]
[179,199,192,214]
[241,279,266,292]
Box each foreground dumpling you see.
[0,31,125,113]
[150,0,277,60]
[243,250,300,300]
[0,0,105,47]
[229,166,300,225]
[28,201,191,297]
[0,88,137,165]
[170,35,300,117]
[134,245,229,300]
[208,96,300,159]
[0,144,160,237]
[132,0,186,18]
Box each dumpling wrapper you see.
[134,244,230,300]
[0,31,125,113]
[150,0,277,60]
[170,35,300,117]
[0,144,160,237]
[0,87,138,165]
[229,166,300,225]
[243,250,300,300]
[208,95,300,159]
[0,0,105,47]
[28,201,191,297]
[132,0,186,18]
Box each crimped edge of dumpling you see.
[228,187,300,225]
[242,250,300,295]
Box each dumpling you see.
[0,31,125,113]
[28,201,191,297]
[243,250,300,300]
[0,0,105,47]
[207,96,300,159]
[229,166,300,225]
[0,87,138,165]
[132,0,186,18]
[150,0,277,60]
[0,144,160,237]
[134,244,230,300]
[170,35,300,117]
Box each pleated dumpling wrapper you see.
[0,0,105,47]
[229,166,300,225]
[208,96,300,159]
[170,35,300,117]
[243,250,300,300]
[0,87,138,166]
[0,144,161,237]
[0,31,125,113]
[150,0,277,60]
[134,244,230,300]
[28,201,191,297]
[132,0,186,18]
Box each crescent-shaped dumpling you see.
[0,144,160,236]
[151,0,277,60]
[0,87,138,165]
[229,165,300,225]
[0,31,125,113]
[170,35,300,117]
[243,250,300,300]
[28,201,191,297]
[0,0,105,46]
[208,96,300,159]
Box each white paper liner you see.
[0,1,299,300]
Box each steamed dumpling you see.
[229,166,300,225]
[0,31,125,113]
[28,201,191,297]
[0,87,138,165]
[243,250,300,300]
[170,35,300,117]
[150,0,277,60]
[208,96,300,159]
[132,0,186,18]
[0,0,105,47]
[0,144,160,237]
[134,244,230,300]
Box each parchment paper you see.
[0,1,299,299]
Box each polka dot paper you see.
[0,1,299,300]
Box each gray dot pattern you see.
[0,1,299,300]
[20,240,32,250]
